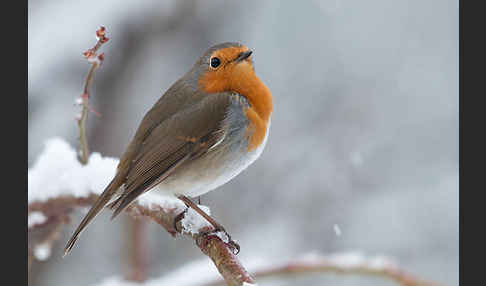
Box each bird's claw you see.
[227,239,240,255]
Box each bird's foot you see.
[176,195,240,254]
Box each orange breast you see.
[199,60,273,151]
[244,106,268,150]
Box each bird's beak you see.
[235,50,253,62]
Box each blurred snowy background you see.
[28,0,458,285]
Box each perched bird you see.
[64,42,273,255]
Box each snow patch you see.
[28,137,201,220]
[181,205,212,235]
[326,252,394,270]
[294,251,394,271]
[28,211,47,228]
[135,192,186,213]
[213,230,230,243]
[367,255,395,270]
[328,252,366,268]
[28,137,118,203]
[34,243,52,261]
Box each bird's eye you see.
[210,57,221,69]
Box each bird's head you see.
[189,42,257,94]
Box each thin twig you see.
[76,26,109,165]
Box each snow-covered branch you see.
[28,138,256,286]
[93,252,441,286]
[205,252,441,286]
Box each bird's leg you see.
[177,195,240,254]
[177,195,224,231]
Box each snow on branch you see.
[28,137,118,204]
[28,137,256,286]
[93,252,441,286]
[240,252,441,286]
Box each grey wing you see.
[109,93,232,218]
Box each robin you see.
[64,42,273,255]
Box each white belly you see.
[152,120,270,198]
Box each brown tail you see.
[63,178,120,257]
